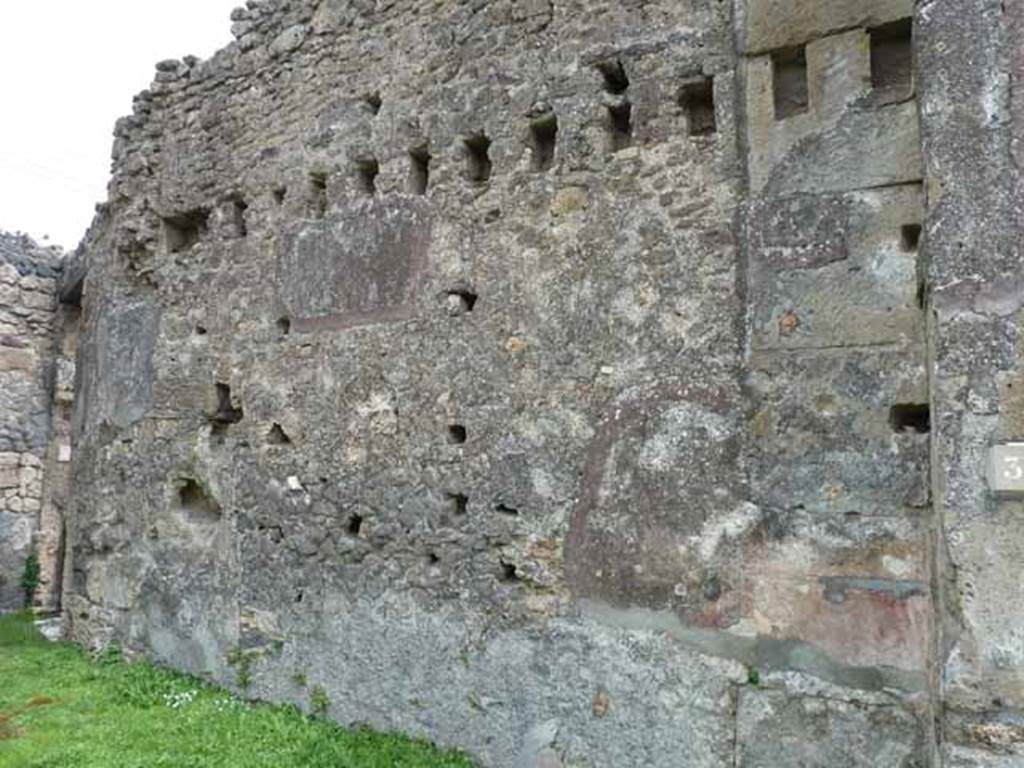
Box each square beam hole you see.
[178,478,221,522]
[772,45,809,120]
[596,59,630,94]
[464,134,492,183]
[445,289,478,316]
[901,224,922,252]
[871,18,914,103]
[362,91,382,115]
[355,158,379,195]
[607,101,633,151]
[447,493,469,516]
[890,403,930,434]
[529,113,558,172]
[308,173,328,219]
[163,209,210,253]
[679,76,716,136]
[211,382,244,426]
[409,146,431,195]
[230,198,248,238]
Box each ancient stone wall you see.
[732,1,935,762]
[0,232,61,611]
[919,1,1024,763]
[50,0,1023,765]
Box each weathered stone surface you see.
[58,3,753,763]
[0,0,1012,765]
[249,603,744,767]
[75,298,157,433]
[917,0,1024,754]
[739,0,913,54]
[0,233,62,610]
[737,686,927,767]
[748,185,924,350]
[735,0,931,746]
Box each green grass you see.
[0,612,473,768]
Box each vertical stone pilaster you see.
[917,0,1024,763]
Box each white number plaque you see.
[990,443,1024,495]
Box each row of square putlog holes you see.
[315,60,712,197]
[341,18,912,193]
[773,18,914,119]
[163,23,912,253]
[353,59,718,191]
[163,62,715,251]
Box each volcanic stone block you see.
[748,184,924,350]
[277,200,431,332]
[737,688,927,767]
[746,348,930,516]
[744,26,921,195]
[76,299,157,432]
[740,0,913,54]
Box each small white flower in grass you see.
[212,696,245,712]
[163,690,198,709]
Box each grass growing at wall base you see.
[0,612,472,768]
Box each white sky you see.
[0,1,241,250]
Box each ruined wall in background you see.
[0,232,61,611]
[60,0,1020,765]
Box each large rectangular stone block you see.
[737,688,926,767]
[748,185,924,350]
[276,200,431,332]
[740,0,914,54]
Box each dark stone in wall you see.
[277,200,431,332]
[74,298,157,437]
